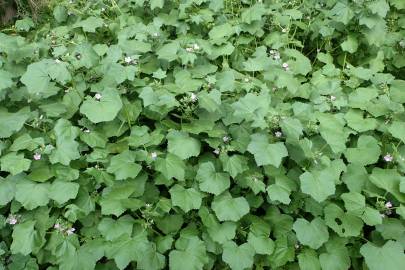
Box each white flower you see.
[223,135,230,143]
[66,227,75,235]
[153,32,159,37]
[7,215,18,225]
[151,152,158,160]
[186,47,194,53]
[54,223,61,229]
[124,56,132,64]
[282,28,288,33]
[252,177,258,182]
[380,213,386,218]
[282,62,289,69]
[55,59,61,64]
[213,149,220,155]
[101,7,105,12]
[269,50,275,55]
[275,131,283,138]
[190,93,198,102]
[95,93,102,100]
[244,78,250,82]
[83,129,90,133]
[145,203,152,208]
[273,53,280,60]
[295,243,300,249]
[383,154,393,162]
[399,40,405,48]
[330,95,336,101]
[193,43,200,50]
[33,153,41,160]
[385,201,393,209]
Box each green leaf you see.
[341,35,358,53]
[49,180,79,204]
[169,185,202,213]
[20,59,71,95]
[196,162,230,195]
[360,241,405,270]
[105,232,150,269]
[155,153,186,181]
[49,119,80,165]
[222,241,255,270]
[0,70,13,90]
[167,130,201,159]
[247,133,288,167]
[0,152,31,175]
[0,176,15,205]
[209,23,234,44]
[220,154,248,178]
[80,88,123,123]
[388,121,405,143]
[156,42,179,62]
[107,150,142,180]
[369,168,405,203]
[247,232,274,255]
[0,107,30,138]
[317,113,348,153]
[293,218,329,249]
[98,215,134,241]
[10,221,39,256]
[344,135,380,165]
[169,235,208,270]
[324,203,363,237]
[15,180,50,210]
[74,17,104,32]
[212,192,250,222]
[280,117,303,141]
[300,167,337,203]
[298,249,321,270]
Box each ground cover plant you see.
[0,0,405,269]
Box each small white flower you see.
[33,153,41,160]
[95,93,102,100]
[273,54,280,60]
[295,243,300,249]
[282,28,288,33]
[193,43,200,50]
[83,129,90,133]
[380,213,386,218]
[66,227,75,235]
[383,154,393,162]
[269,49,275,55]
[39,114,44,120]
[223,135,230,143]
[252,177,258,182]
[282,62,289,69]
[76,54,81,59]
[317,48,321,53]
[55,59,61,64]
[330,95,336,101]
[244,78,250,82]
[7,215,18,225]
[213,149,220,155]
[399,40,405,48]
[385,201,393,209]
[275,131,283,138]
[153,32,159,37]
[272,87,277,91]
[145,203,152,208]
[54,223,61,229]
[124,56,132,64]
[186,47,194,53]
[190,93,198,102]
[101,7,105,12]
[151,152,158,160]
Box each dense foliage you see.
[1,0,405,269]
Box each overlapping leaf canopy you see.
[0,0,405,269]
